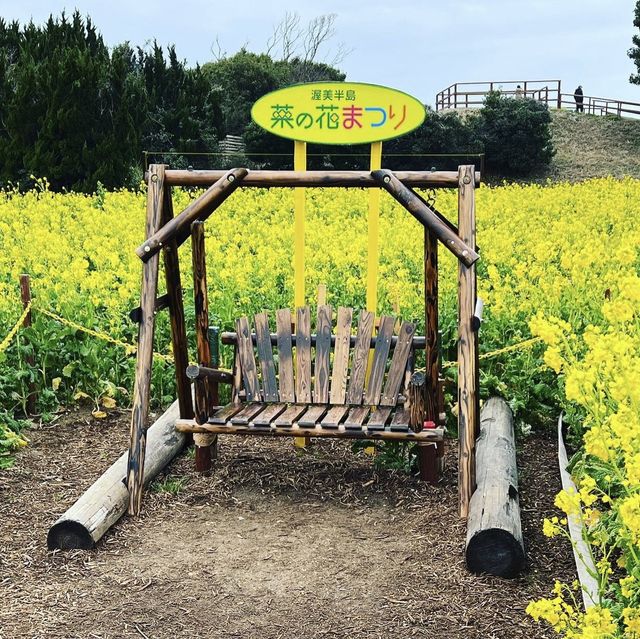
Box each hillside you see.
[546,109,640,181]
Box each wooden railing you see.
[436,80,562,110]
[435,80,640,119]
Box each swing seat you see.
[175,305,444,443]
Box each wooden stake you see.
[19,274,36,415]
[161,186,193,421]
[457,165,479,519]
[127,164,165,516]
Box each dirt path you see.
[0,408,574,639]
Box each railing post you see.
[557,80,562,109]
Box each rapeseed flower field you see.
[0,176,639,636]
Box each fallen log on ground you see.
[48,400,184,550]
[465,396,525,577]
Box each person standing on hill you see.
[574,85,584,112]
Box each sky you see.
[0,0,638,106]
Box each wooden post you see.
[19,274,36,415]
[191,220,217,470]
[457,165,479,519]
[420,228,440,481]
[160,185,193,421]
[410,372,437,484]
[557,80,562,108]
[366,141,382,313]
[127,164,165,516]
[294,140,308,449]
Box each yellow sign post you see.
[252,81,425,453]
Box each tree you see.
[471,92,554,176]
[629,0,640,85]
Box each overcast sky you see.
[1,0,638,105]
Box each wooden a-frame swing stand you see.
[127,165,481,519]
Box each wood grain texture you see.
[191,221,213,422]
[408,372,426,432]
[136,167,248,261]
[457,164,479,519]
[346,310,375,405]
[230,403,267,425]
[210,403,245,424]
[127,163,165,515]
[160,188,193,420]
[275,404,307,427]
[390,408,410,432]
[177,419,445,442]
[295,306,312,403]
[254,312,278,402]
[364,315,395,406]
[424,227,439,425]
[314,304,332,403]
[343,406,370,430]
[298,404,328,427]
[275,308,295,402]
[465,397,525,577]
[160,169,480,189]
[329,307,353,405]
[235,316,260,402]
[380,321,416,407]
[371,169,479,267]
[253,403,287,426]
[366,407,392,431]
[320,405,348,429]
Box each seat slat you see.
[236,316,261,401]
[314,304,332,403]
[298,404,328,427]
[329,307,353,405]
[346,310,375,405]
[321,405,349,429]
[210,403,246,424]
[390,408,411,432]
[231,403,267,425]
[365,406,392,431]
[380,321,417,406]
[344,406,370,430]
[363,316,395,406]
[253,402,287,426]
[255,312,278,402]
[276,309,295,402]
[275,404,308,427]
[295,306,312,403]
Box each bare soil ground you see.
[1,408,574,639]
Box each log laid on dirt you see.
[48,400,184,550]
[465,396,525,578]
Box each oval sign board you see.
[251,81,426,145]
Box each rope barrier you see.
[35,306,174,363]
[0,301,32,354]
[441,336,543,368]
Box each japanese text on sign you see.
[251,82,426,145]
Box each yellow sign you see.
[251,82,426,145]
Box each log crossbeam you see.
[371,169,479,267]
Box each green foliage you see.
[471,91,555,176]
[0,12,223,191]
[151,474,189,495]
[629,0,640,84]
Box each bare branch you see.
[210,35,227,61]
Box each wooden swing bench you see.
[127,165,480,519]
[175,306,444,445]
